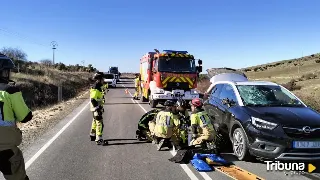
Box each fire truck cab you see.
[139,49,202,108]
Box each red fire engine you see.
[139,49,202,108]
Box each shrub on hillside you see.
[301,73,317,80]
[315,60,320,63]
[281,79,302,91]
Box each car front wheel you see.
[232,128,252,161]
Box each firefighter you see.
[136,109,160,141]
[173,99,190,146]
[151,100,180,151]
[189,98,216,146]
[0,55,32,180]
[133,73,140,100]
[101,80,109,104]
[89,72,106,145]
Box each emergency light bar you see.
[163,50,188,54]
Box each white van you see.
[103,73,117,88]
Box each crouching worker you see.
[173,99,190,147]
[151,100,180,151]
[89,72,106,145]
[189,98,216,146]
[136,109,160,141]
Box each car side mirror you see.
[196,66,202,73]
[222,98,236,107]
[221,98,229,105]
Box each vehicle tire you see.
[232,127,253,161]
[150,100,157,108]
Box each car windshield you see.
[236,85,304,107]
[158,57,196,72]
[109,68,118,73]
[104,74,114,79]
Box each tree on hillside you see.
[0,47,28,61]
[40,59,53,66]
[88,64,95,72]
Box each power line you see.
[0,27,49,47]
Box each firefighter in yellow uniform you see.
[89,72,106,145]
[150,100,180,151]
[172,99,189,147]
[133,73,140,100]
[0,54,32,180]
[101,80,108,104]
[189,98,216,146]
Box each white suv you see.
[103,73,116,88]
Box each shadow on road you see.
[104,102,149,105]
[103,141,149,146]
[107,138,137,141]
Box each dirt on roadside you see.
[17,90,90,151]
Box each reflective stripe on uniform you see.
[199,115,208,127]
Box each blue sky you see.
[1,0,320,73]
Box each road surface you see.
[3,79,320,180]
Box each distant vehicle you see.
[139,49,203,108]
[108,66,120,83]
[103,73,116,88]
[203,68,320,161]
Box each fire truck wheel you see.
[150,100,157,108]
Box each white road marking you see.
[25,102,90,169]
[124,84,212,180]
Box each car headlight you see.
[251,117,278,130]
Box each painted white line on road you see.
[124,84,211,180]
[25,101,90,169]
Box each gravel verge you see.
[17,90,89,151]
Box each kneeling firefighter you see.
[150,100,180,151]
[89,72,106,145]
[136,108,160,141]
[189,98,216,146]
[172,99,190,148]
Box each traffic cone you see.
[125,88,128,94]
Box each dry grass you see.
[12,66,92,110]
[196,53,320,112]
[244,53,320,111]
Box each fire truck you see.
[139,49,202,108]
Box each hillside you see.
[11,59,93,110]
[197,53,320,111]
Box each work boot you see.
[90,133,96,141]
[157,139,165,151]
[96,136,103,145]
[96,139,103,145]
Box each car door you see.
[216,84,239,134]
[203,84,224,127]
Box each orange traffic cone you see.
[125,88,128,94]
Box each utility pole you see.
[81,60,85,67]
[51,41,58,64]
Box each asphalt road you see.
[2,78,320,180]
